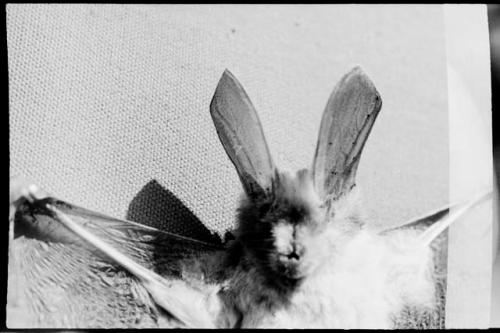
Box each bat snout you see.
[277,242,304,262]
[275,243,309,279]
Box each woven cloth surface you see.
[7,4,449,238]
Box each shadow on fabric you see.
[126,179,222,245]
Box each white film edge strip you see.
[444,4,496,328]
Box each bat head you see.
[209,67,382,290]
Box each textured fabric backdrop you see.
[7,4,449,238]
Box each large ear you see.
[312,67,382,201]
[210,70,276,200]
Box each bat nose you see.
[279,243,304,262]
[277,243,308,279]
[286,251,300,261]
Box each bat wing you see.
[8,197,225,328]
[380,190,492,246]
[378,190,492,329]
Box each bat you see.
[7,67,493,328]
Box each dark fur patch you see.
[224,171,321,306]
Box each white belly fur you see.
[241,229,436,328]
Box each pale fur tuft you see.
[275,169,322,209]
[251,227,436,328]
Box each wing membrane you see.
[380,190,492,245]
[9,197,225,328]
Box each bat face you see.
[233,169,361,291]
[265,170,326,283]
